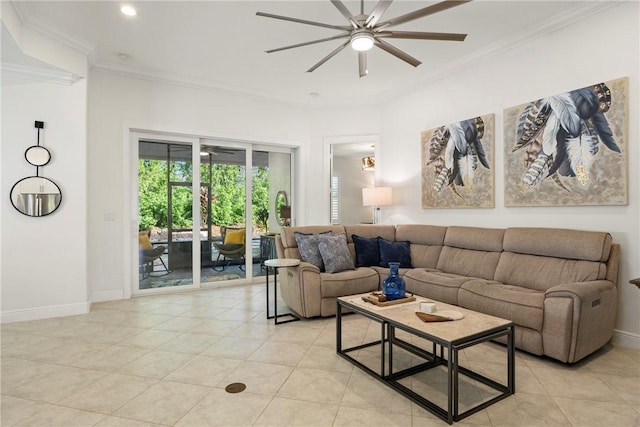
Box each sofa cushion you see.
[503,228,612,262]
[352,235,380,267]
[318,233,355,273]
[436,247,501,281]
[396,224,446,269]
[379,238,411,268]
[294,231,331,271]
[319,268,379,298]
[459,279,544,331]
[403,270,470,305]
[495,252,605,292]
[345,225,396,241]
[444,226,505,252]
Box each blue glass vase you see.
[383,262,406,300]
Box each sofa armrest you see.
[543,280,617,363]
[278,261,323,318]
[545,280,615,300]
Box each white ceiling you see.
[7,1,613,105]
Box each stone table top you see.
[339,293,513,344]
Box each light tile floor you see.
[2,284,639,426]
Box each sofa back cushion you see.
[495,228,612,291]
[503,228,612,261]
[395,224,446,269]
[495,253,606,291]
[436,226,504,280]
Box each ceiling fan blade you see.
[374,39,421,67]
[330,0,359,28]
[365,1,394,28]
[358,51,368,77]
[266,34,350,53]
[256,11,351,31]
[307,40,350,73]
[376,30,467,42]
[377,0,472,29]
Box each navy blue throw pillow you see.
[352,235,380,267]
[378,238,411,268]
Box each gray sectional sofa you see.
[275,224,620,363]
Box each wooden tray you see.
[362,294,416,306]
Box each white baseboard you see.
[612,329,640,350]
[90,289,125,303]
[0,302,90,324]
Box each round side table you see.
[264,258,301,324]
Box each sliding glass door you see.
[135,135,292,293]
[200,145,248,284]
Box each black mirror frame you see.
[10,176,62,217]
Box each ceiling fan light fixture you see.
[120,5,137,17]
[351,31,374,51]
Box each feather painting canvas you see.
[421,114,495,208]
[504,77,628,206]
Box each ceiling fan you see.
[257,0,472,77]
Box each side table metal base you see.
[265,259,300,325]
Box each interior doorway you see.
[328,138,377,225]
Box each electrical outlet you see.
[104,211,115,221]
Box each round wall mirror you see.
[275,190,290,226]
[25,146,51,167]
[10,176,62,217]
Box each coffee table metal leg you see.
[448,345,454,424]
[382,322,388,377]
[508,325,515,393]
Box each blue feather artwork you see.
[504,77,628,207]
[421,114,495,209]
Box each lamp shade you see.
[279,205,291,219]
[362,187,392,207]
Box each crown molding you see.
[7,0,625,108]
[93,62,309,107]
[1,62,82,85]
[11,2,97,68]
[378,1,625,105]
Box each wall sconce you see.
[362,187,392,224]
[361,156,375,171]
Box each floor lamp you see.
[362,187,392,224]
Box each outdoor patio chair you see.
[139,230,169,279]
[212,226,246,271]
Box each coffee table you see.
[337,293,515,424]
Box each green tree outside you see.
[139,159,269,233]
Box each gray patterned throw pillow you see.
[317,233,355,274]
[294,231,331,271]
